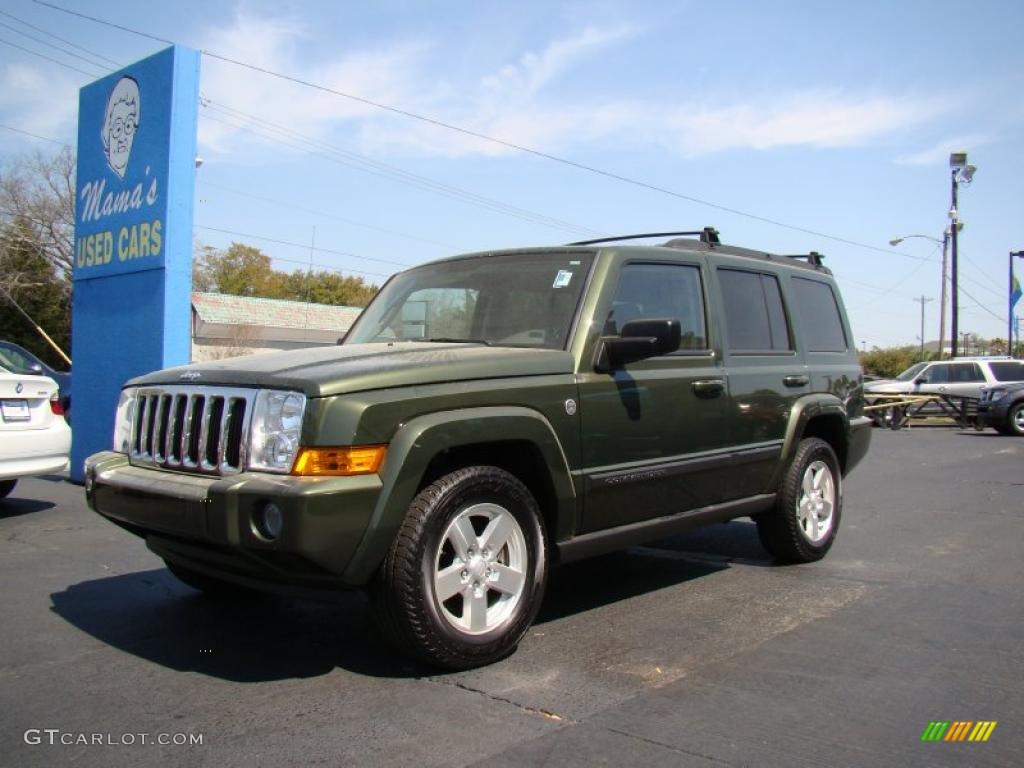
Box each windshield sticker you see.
[553,270,574,288]
[569,260,581,265]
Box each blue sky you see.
[2,0,1022,348]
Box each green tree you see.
[194,242,379,307]
[282,269,378,307]
[0,217,71,368]
[859,345,934,378]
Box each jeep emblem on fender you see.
[565,399,577,416]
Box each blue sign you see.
[70,46,199,481]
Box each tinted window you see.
[718,269,791,352]
[922,364,949,384]
[990,361,1024,382]
[951,363,983,382]
[791,278,848,352]
[606,264,707,350]
[345,252,594,349]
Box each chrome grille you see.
[129,386,254,475]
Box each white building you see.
[191,292,364,362]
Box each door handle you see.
[783,374,809,388]
[691,379,725,398]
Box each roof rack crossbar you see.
[568,227,720,247]
[783,251,826,267]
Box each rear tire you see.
[756,438,842,563]
[372,466,548,670]
[0,479,16,499]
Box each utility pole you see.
[913,296,933,357]
[938,229,950,359]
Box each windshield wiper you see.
[425,337,492,346]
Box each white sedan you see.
[0,364,71,499]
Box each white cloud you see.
[0,63,79,144]
[895,134,996,166]
[663,92,945,156]
[197,9,431,155]
[192,12,947,164]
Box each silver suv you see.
[865,357,1024,401]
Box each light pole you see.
[912,296,933,357]
[949,152,976,358]
[890,232,952,358]
[1010,250,1024,358]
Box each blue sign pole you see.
[70,46,200,481]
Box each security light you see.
[949,151,968,169]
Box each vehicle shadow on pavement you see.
[48,522,767,682]
[537,521,772,623]
[49,569,426,682]
[0,497,56,519]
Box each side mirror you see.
[595,318,681,372]
[914,377,927,386]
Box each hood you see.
[128,342,575,397]
[863,379,911,394]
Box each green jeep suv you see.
[85,230,871,669]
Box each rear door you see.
[712,265,802,498]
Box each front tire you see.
[1004,402,1024,436]
[756,438,842,563]
[372,466,548,670]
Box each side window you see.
[990,362,1024,382]
[951,363,983,382]
[791,277,849,352]
[923,364,949,384]
[718,269,791,352]
[0,347,32,373]
[606,263,707,350]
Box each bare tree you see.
[0,146,75,281]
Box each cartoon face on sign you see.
[101,76,140,179]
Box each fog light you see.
[254,502,283,540]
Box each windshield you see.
[345,251,595,349]
[895,362,928,382]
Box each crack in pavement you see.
[428,678,576,725]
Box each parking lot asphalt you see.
[1,427,1022,767]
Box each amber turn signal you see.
[291,445,387,476]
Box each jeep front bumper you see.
[84,451,383,589]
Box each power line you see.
[0,18,114,73]
[0,35,104,77]
[200,181,461,252]
[200,103,601,236]
[31,0,926,260]
[194,224,405,277]
[0,123,68,145]
[0,8,122,67]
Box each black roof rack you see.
[784,251,826,267]
[569,227,720,247]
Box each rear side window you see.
[606,263,707,350]
[950,362,983,382]
[990,362,1024,381]
[791,278,849,352]
[718,269,791,352]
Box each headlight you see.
[248,390,306,473]
[984,388,1005,403]
[112,387,138,453]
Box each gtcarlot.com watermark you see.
[24,729,203,747]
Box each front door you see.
[578,259,732,533]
